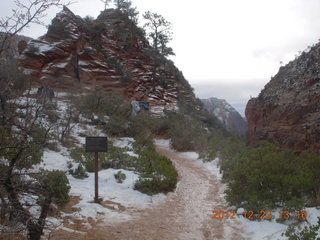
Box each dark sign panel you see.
[85,137,108,152]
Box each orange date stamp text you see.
[211,210,308,220]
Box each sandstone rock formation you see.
[201,97,247,136]
[18,7,195,114]
[246,42,320,153]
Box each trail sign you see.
[85,136,108,203]
[85,137,108,152]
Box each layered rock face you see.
[246,43,320,153]
[201,97,247,136]
[19,7,195,113]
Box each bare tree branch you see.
[100,0,111,11]
[0,0,71,55]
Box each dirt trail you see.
[52,143,245,240]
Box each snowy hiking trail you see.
[51,141,245,240]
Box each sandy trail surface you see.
[51,142,245,240]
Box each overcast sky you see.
[2,0,320,116]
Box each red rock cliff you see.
[246,42,320,153]
[18,7,195,113]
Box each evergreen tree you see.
[119,0,139,24]
[100,0,138,24]
[143,11,174,57]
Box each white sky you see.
[2,0,320,116]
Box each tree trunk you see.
[117,0,120,10]
[0,94,6,126]
[4,178,29,223]
[27,196,52,240]
[0,194,8,221]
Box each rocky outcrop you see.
[18,7,195,113]
[246,42,320,153]
[201,97,247,136]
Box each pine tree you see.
[143,11,174,57]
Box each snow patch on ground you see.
[178,151,199,160]
[154,139,171,148]
[38,144,166,224]
[38,149,70,171]
[68,169,165,224]
[37,144,166,226]
[113,137,135,148]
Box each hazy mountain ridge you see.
[201,97,247,136]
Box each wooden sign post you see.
[85,137,108,203]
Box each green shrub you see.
[127,113,153,138]
[114,171,126,183]
[84,22,106,39]
[134,172,177,195]
[309,190,320,207]
[207,129,226,160]
[218,135,246,162]
[221,142,320,211]
[69,147,107,172]
[105,115,129,136]
[134,148,178,195]
[46,170,70,204]
[74,90,130,122]
[84,15,95,23]
[148,116,170,136]
[25,44,39,55]
[134,178,161,195]
[46,141,60,152]
[48,20,68,37]
[132,136,154,154]
[48,22,64,32]
[14,142,43,170]
[166,111,208,152]
[0,123,47,170]
[283,197,305,212]
[0,62,29,95]
[284,222,320,240]
[106,110,162,138]
[67,161,73,169]
[106,143,137,169]
[300,151,320,206]
[70,164,88,179]
[111,59,132,82]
